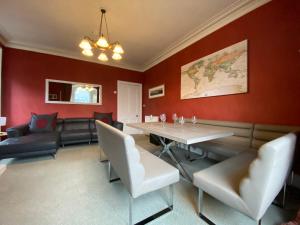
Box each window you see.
[74,87,91,103]
[71,85,98,103]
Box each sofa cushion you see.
[94,112,113,125]
[29,113,58,133]
[63,118,90,130]
[0,132,60,154]
[61,129,91,141]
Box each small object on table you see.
[178,116,185,125]
[192,116,197,124]
[172,113,178,124]
[160,113,166,123]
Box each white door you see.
[117,81,142,134]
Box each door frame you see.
[117,80,143,123]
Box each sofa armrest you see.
[112,121,123,131]
[6,124,29,138]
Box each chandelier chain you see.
[104,13,110,44]
[99,10,104,37]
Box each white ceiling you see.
[0,0,269,71]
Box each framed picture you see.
[149,85,165,99]
[181,40,248,99]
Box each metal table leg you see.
[157,136,192,181]
[186,145,208,162]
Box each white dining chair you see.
[96,120,180,225]
[193,133,297,225]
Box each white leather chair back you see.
[239,133,296,220]
[96,120,145,195]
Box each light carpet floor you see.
[0,144,296,225]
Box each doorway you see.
[117,81,142,134]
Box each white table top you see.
[127,122,234,145]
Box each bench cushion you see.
[134,145,179,198]
[61,129,91,142]
[189,119,253,157]
[193,152,256,215]
[194,140,254,157]
[251,124,300,149]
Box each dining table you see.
[127,122,234,181]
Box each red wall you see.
[2,48,143,126]
[143,0,300,125]
[2,0,300,127]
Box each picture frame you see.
[181,40,248,99]
[148,84,165,99]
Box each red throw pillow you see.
[29,112,58,133]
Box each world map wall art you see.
[181,40,248,99]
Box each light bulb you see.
[96,35,109,48]
[112,53,122,60]
[82,49,93,57]
[113,43,124,54]
[98,52,108,61]
[79,38,92,50]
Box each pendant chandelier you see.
[79,9,124,61]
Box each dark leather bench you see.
[0,132,60,159]
[0,117,123,159]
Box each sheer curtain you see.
[0,47,2,117]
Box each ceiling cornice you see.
[4,40,144,72]
[142,0,271,72]
[1,0,271,73]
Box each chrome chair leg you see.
[291,170,294,185]
[282,182,287,208]
[169,184,174,209]
[108,161,111,181]
[128,187,174,225]
[129,193,133,225]
[197,189,216,225]
[108,161,120,183]
[198,188,203,214]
